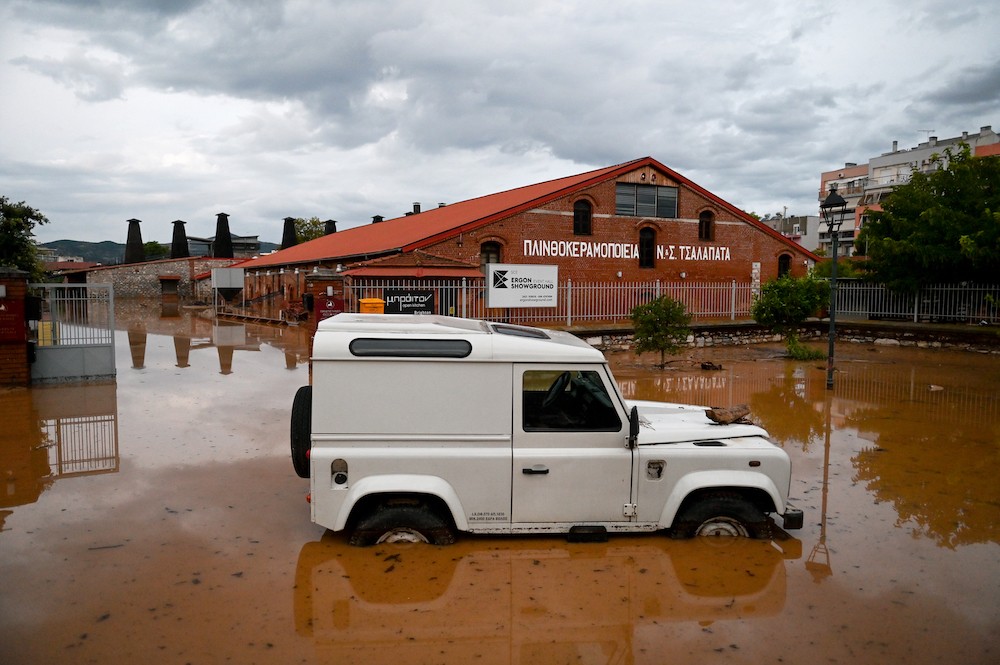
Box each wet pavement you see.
[1,311,998,664]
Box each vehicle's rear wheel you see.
[673,492,769,539]
[349,501,456,546]
[290,385,312,478]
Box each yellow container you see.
[37,321,58,346]
[359,298,385,314]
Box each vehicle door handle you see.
[522,465,550,475]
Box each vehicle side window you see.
[522,370,622,431]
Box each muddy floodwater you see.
[2,312,998,664]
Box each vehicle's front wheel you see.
[349,501,456,546]
[673,492,770,539]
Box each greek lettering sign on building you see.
[486,264,558,308]
[384,289,434,314]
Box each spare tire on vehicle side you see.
[290,385,312,478]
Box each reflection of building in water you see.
[0,383,119,528]
[114,303,311,373]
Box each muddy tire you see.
[672,492,770,539]
[349,501,456,546]
[290,385,312,478]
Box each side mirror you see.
[628,406,639,448]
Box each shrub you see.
[751,275,827,358]
[630,296,692,367]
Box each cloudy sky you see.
[2,0,998,245]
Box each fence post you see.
[913,289,920,323]
[730,280,736,320]
[461,278,467,318]
[655,279,661,299]
[566,279,573,327]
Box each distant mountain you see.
[41,239,281,264]
[42,240,125,265]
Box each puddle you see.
[1,314,997,664]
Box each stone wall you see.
[85,257,242,299]
[580,320,1000,355]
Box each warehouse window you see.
[639,228,656,268]
[698,211,715,241]
[573,200,592,235]
[778,253,792,277]
[480,241,501,272]
[616,183,678,218]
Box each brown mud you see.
[1,315,998,664]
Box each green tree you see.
[144,241,169,260]
[751,275,827,359]
[294,217,325,242]
[630,295,692,367]
[858,144,1000,291]
[1,195,49,281]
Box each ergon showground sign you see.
[486,264,558,308]
[523,239,732,262]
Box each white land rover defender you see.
[290,313,803,545]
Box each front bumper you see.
[782,504,804,530]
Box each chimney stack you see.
[892,140,898,152]
[372,215,384,224]
[281,217,298,250]
[170,220,190,259]
[124,218,145,264]
[324,219,338,235]
[213,212,234,258]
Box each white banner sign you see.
[211,268,245,289]
[486,264,558,308]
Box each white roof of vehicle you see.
[312,313,606,363]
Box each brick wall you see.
[0,271,29,387]
[420,172,811,283]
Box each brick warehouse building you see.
[236,156,818,320]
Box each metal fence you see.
[28,284,116,345]
[344,278,1000,327]
[27,283,116,382]
[835,281,1000,324]
[346,278,755,326]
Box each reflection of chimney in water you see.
[174,336,191,368]
[217,346,234,375]
[128,329,147,369]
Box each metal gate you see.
[28,283,116,383]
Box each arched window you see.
[573,200,592,235]
[639,228,655,268]
[480,241,501,272]
[778,253,792,278]
[698,210,715,241]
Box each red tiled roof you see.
[341,249,484,279]
[240,156,818,268]
[45,261,101,272]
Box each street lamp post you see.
[821,186,848,390]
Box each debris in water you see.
[705,404,751,424]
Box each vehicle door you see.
[512,364,633,523]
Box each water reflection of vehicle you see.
[294,533,799,664]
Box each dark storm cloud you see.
[925,59,1000,108]
[4,0,1000,241]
